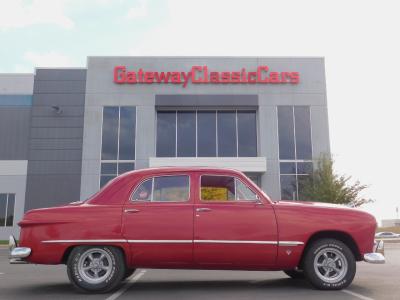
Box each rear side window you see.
[201,175,258,201]
[132,175,190,202]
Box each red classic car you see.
[9,167,385,293]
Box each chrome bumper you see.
[364,240,385,264]
[9,235,31,264]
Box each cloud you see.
[23,51,76,68]
[14,51,77,72]
[0,0,74,30]
[126,0,400,222]
[125,0,148,19]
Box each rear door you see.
[194,173,278,268]
[122,174,194,268]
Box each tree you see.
[300,155,373,207]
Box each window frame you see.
[100,106,137,188]
[277,105,313,201]
[130,174,191,203]
[199,174,260,203]
[155,109,258,158]
[0,193,15,227]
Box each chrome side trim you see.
[40,239,305,245]
[194,240,278,245]
[279,241,305,246]
[42,239,127,243]
[128,240,192,243]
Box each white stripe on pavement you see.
[105,270,146,300]
[342,289,375,300]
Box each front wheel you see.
[67,246,126,293]
[303,238,356,290]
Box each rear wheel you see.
[284,269,305,279]
[303,238,356,290]
[67,246,126,293]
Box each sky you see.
[1,0,399,224]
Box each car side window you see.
[132,178,152,201]
[132,175,190,202]
[235,179,258,200]
[201,175,258,201]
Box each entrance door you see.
[122,174,194,268]
[194,174,278,268]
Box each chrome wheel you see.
[314,247,348,283]
[78,248,113,284]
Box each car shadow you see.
[7,278,313,298]
[126,277,314,293]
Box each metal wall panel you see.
[35,69,87,81]
[33,80,86,94]
[25,69,86,211]
[0,108,31,160]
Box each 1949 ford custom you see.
[9,167,385,293]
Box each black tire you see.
[123,269,136,280]
[303,238,356,290]
[284,269,305,279]
[67,246,126,293]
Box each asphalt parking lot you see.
[1,245,399,300]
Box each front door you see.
[122,174,194,268]
[194,174,278,268]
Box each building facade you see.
[0,57,330,239]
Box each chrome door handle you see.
[196,208,211,212]
[124,208,140,213]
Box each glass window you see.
[100,106,136,188]
[118,162,135,175]
[245,173,261,187]
[6,194,15,226]
[297,162,313,175]
[153,176,190,202]
[132,179,153,201]
[237,111,257,157]
[297,175,311,201]
[0,194,15,227]
[101,107,119,160]
[278,106,295,160]
[278,106,313,201]
[197,111,216,157]
[156,111,176,157]
[0,194,6,226]
[280,175,297,200]
[101,163,117,175]
[201,175,235,201]
[100,175,115,188]
[217,111,237,157]
[280,162,296,174]
[235,179,258,200]
[119,107,136,160]
[294,106,312,160]
[157,110,257,158]
[177,111,196,157]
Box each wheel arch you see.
[61,244,129,265]
[299,231,362,267]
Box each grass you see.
[377,227,400,234]
[0,240,9,245]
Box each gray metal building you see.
[0,57,330,239]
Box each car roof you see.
[123,166,245,177]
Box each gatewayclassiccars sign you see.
[113,65,299,88]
